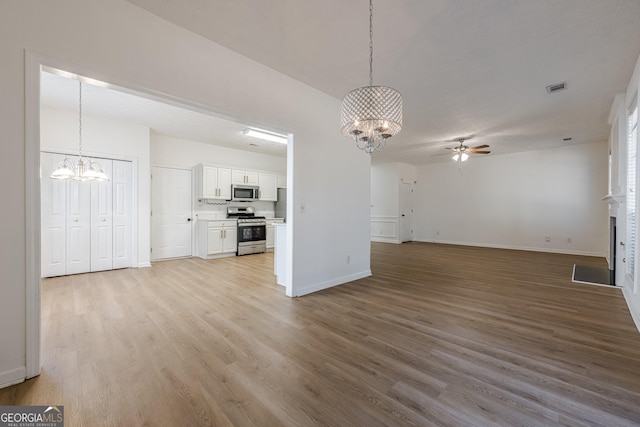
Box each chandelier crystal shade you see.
[49,81,109,182]
[340,0,402,154]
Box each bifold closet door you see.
[41,152,67,277]
[66,167,92,275]
[90,159,113,272]
[112,160,133,269]
[41,152,133,278]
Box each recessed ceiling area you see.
[124,0,640,164]
[40,70,288,158]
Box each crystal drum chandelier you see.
[341,0,402,154]
[50,81,109,182]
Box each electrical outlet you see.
[567,238,572,244]
[436,231,440,236]
[545,236,551,242]
[346,255,351,264]
[299,202,306,213]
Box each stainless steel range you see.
[227,206,266,255]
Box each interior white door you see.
[41,152,67,277]
[112,160,133,269]
[151,167,192,260]
[66,166,91,274]
[90,159,113,272]
[399,182,414,243]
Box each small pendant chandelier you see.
[50,81,109,182]
[341,0,402,154]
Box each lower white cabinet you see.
[266,219,284,251]
[197,220,237,258]
[41,151,133,278]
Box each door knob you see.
[73,218,78,222]
[187,218,192,222]
[620,241,625,246]
[102,219,106,222]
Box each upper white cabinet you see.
[195,164,231,200]
[232,169,259,186]
[277,175,287,188]
[259,172,277,201]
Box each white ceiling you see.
[40,71,288,157]
[45,1,640,165]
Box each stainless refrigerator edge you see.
[275,188,287,221]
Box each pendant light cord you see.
[369,0,374,87]
[78,81,83,161]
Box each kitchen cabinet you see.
[232,169,259,185]
[259,172,277,201]
[266,219,284,250]
[277,175,287,188]
[196,164,231,200]
[197,220,237,258]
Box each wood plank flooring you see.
[2,242,640,426]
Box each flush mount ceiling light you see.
[242,128,288,144]
[50,81,109,182]
[340,0,402,154]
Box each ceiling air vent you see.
[546,82,567,94]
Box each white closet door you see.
[66,167,91,275]
[90,159,113,272]
[41,152,67,277]
[112,160,133,269]
[151,167,192,260]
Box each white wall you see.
[413,142,609,256]
[0,0,371,388]
[41,106,151,267]
[150,133,286,173]
[371,163,400,216]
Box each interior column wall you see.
[0,0,371,387]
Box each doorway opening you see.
[26,57,294,380]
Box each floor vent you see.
[546,82,567,93]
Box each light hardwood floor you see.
[2,242,640,426]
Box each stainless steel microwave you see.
[231,184,259,202]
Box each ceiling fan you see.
[445,137,491,162]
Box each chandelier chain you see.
[369,0,373,86]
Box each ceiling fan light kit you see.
[340,0,402,154]
[444,137,491,168]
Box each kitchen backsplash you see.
[195,200,277,219]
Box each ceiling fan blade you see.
[471,150,491,154]
[431,152,452,157]
[471,144,489,149]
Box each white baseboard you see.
[294,270,372,297]
[137,262,152,268]
[0,366,26,390]
[622,286,640,334]
[412,239,605,257]
[371,237,401,244]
